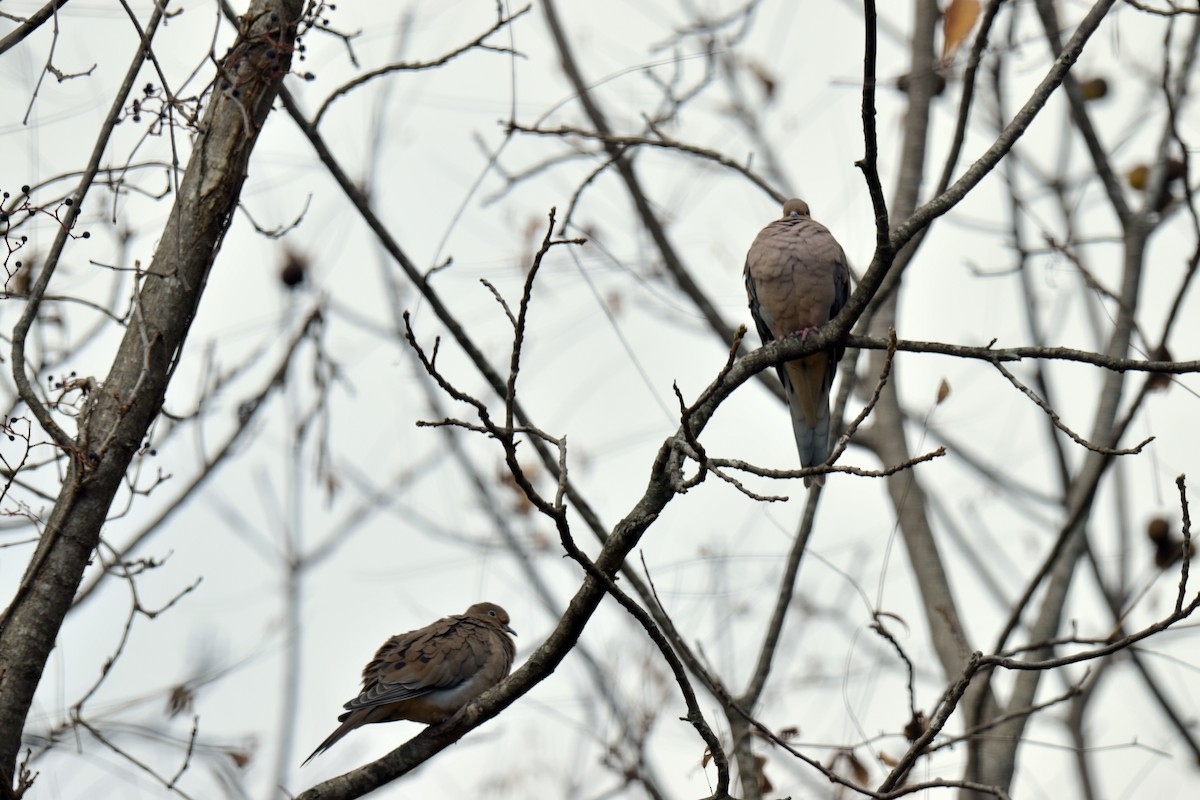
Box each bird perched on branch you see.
[302,602,517,765]
[744,198,851,487]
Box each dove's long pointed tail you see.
[784,355,834,487]
[301,714,359,766]
[788,391,831,487]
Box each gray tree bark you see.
[0,1,304,794]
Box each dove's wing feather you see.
[302,602,516,765]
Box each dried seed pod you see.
[279,247,308,289]
[1079,77,1109,101]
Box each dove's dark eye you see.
[488,610,497,617]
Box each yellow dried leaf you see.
[942,0,981,62]
[936,378,951,405]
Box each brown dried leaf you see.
[845,750,870,784]
[942,0,981,62]
[496,462,538,515]
[1146,373,1172,392]
[827,749,869,788]
[1147,345,1173,392]
[166,684,194,718]
[754,754,772,793]
[935,378,951,405]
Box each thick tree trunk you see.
[0,2,304,794]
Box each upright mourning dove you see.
[744,198,851,487]
[302,602,517,765]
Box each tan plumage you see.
[302,602,517,765]
[745,198,851,487]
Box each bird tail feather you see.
[784,358,833,488]
[301,716,358,766]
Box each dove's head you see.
[467,602,517,636]
[782,198,811,219]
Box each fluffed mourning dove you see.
[302,602,517,765]
[744,198,851,487]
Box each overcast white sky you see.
[2,1,1200,797]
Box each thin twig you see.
[992,361,1153,455]
[506,207,586,429]
[829,328,898,462]
[313,5,530,126]
[508,123,785,205]
[1176,475,1192,614]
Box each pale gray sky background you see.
[2,1,1199,798]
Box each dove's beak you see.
[505,624,517,636]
